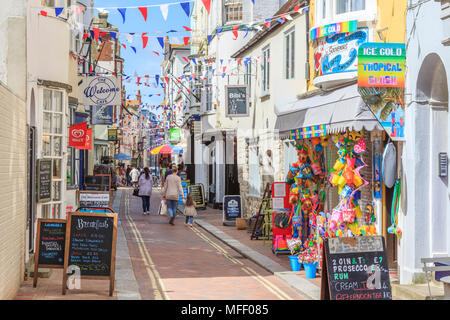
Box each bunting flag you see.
[153,51,160,56]
[93,27,100,41]
[180,2,190,17]
[55,7,64,17]
[130,46,137,53]
[207,35,213,45]
[264,18,272,30]
[110,31,117,39]
[183,26,192,31]
[232,25,239,40]
[182,57,189,63]
[142,33,149,49]
[155,75,160,86]
[160,4,169,20]
[183,37,190,45]
[40,10,47,16]
[201,0,211,14]
[138,7,147,21]
[75,7,85,15]
[157,37,164,49]
[121,43,127,50]
[117,8,126,23]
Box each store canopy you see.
[275,84,383,139]
[114,153,131,160]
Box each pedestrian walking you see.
[138,167,153,215]
[126,165,132,186]
[183,194,197,227]
[162,165,185,225]
[130,166,140,188]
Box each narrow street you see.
[118,188,305,300]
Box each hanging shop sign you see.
[37,159,52,203]
[33,219,66,287]
[321,236,392,300]
[290,125,327,140]
[69,121,88,148]
[77,128,92,150]
[223,195,242,226]
[63,211,118,296]
[92,105,114,125]
[310,20,358,41]
[108,128,118,141]
[169,128,181,142]
[313,28,368,83]
[79,76,121,106]
[225,85,249,117]
[357,43,406,140]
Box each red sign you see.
[78,128,92,150]
[69,122,87,147]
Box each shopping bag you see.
[159,200,168,216]
[133,188,140,197]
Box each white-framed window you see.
[42,88,65,219]
[248,145,260,198]
[224,0,243,23]
[261,46,270,96]
[284,28,295,79]
[205,65,213,111]
[336,0,365,14]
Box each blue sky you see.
[94,0,191,116]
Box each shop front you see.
[273,83,401,275]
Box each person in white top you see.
[130,167,140,187]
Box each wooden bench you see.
[421,257,450,300]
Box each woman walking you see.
[138,167,153,215]
[162,165,185,225]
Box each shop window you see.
[336,0,365,14]
[248,146,261,198]
[224,0,243,23]
[261,46,270,96]
[245,61,252,98]
[284,28,295,79]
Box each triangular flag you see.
[232,25,239,40]
[192,58,197,65]
[180,2,191,17]
[130,46,136,53]
[251,0,255,4]
[285,14,293,21]
[138,7,147,21]
[183,37,190,45]
[93,27,100,41]
[110,32,117,39]
[75,7,85,15]
[264,19,272,30]
[182,57,189,63]
[160,4,169,20]
[157,37,164,49]
[155,75,160,85]
[40,10,47,16]
[118,8,126,23]
[207,35,213,45]
[294,4,300,12]
[55,7,64,17]
[121,43,126,50]
[126,33,133,43]
[153,51,160,56]
[83,33,89,39]
[142,33,148,49]
[183,26,192,31]
[217,27,223,34]
[201,0,211,14]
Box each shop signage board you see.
[69,121,87,148]
[79,76,121,106]
[223,195,242,226]
[169,128,181,142]
[33,219,66,287]
[290,125,327,140]
[108,128,118,141]
[310,20,358,41]
[321,236,392,300]
[77,128,92,150]
[78,191,111,208]
[37,159,52,203]
[91,105,114,125]
[225,85,248,117]
[63,211,118,296]
[313,27,368,80]
[188,184,206,210]
[357,43,406,141]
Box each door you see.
[27,126,36,253]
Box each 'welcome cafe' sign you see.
[79,76,121,106]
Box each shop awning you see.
[275,84,382,139]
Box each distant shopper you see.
[138,167,153,215]
[126,165,132,186]
[130,166,140,187]
[164,163,173,180]
[162,165,185,225]
[183,194,197,227]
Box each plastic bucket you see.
[304,263,317,279]
[289,255,301,271]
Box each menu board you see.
[34,219,66,287]
[321,236,392,300]
[223,195,242,225]
[37,159,52,202]
[63,212,117,296]
[188,184,206,209]
[79,191,111,208]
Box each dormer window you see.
[224,0,243,23]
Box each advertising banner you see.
[78,128,92,150]
[358,43,406,140]
[79,76,121,106]
[310,20,358,41]
[69,121,87,147]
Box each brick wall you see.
[0,83,27,299]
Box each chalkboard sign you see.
[225,85,248,117]
[84,175,110,191]
[78,191,111,208]
[321,236,392,300]
[223,195,242,226]
[63,212,117,296]
[33,219,66,287]
[188,184,206,209]
[37,159,52,202]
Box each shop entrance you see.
[208,148,216,205]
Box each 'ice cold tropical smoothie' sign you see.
[79,76,121,106]
[358,43,405,88]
